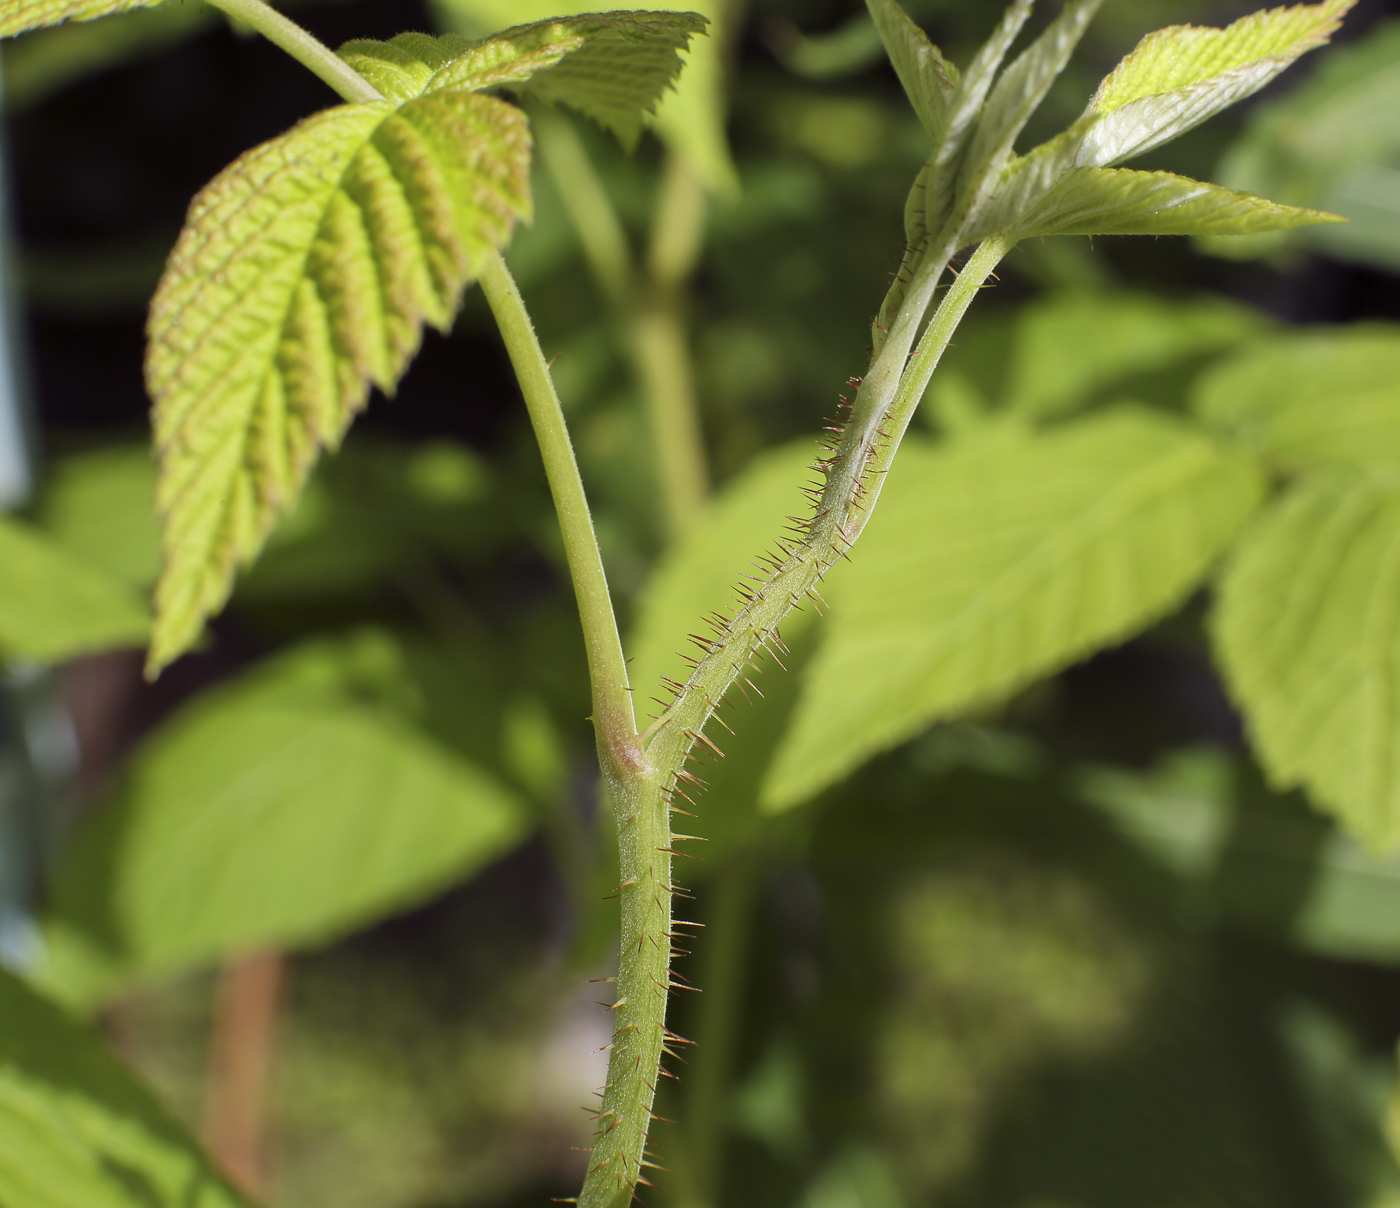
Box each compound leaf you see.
[40,631,530,1007]
[1214,471,1400,853]
[765,410,1264,810]
[866,0,957,142]
[1081,0,1355,166]
[147,91,530,675]
[0,968,247,1208]
[0,512,148,663]
[1193,324,1400,470]
[0,0,162,39]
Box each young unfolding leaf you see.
[0,0,162,39]
[147,13,704,676]
[875,0,1352,276]
[0,968,248,1208]
[41,631,530,1008]
[0,513,149,664]
[1193,325,1400,470]
[764,410,1265,810]
[1214,472,1400,854]
[865,0,956,142]
[970,164,1344,245]
[1083,0,1355,166]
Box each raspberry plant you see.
[0,0,1379,1206]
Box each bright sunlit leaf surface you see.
[146,14,703,676]
[0,514,148,663]
[1193,324,1400,470]
[430,0,733,190]
[1215,472,1400,854]
[40,631,529,1007]
[1005,289,1266,420]
[0,0,162,38]
[765,411,1265,810]
[0,968,248,1208]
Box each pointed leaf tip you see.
[1080,0,1356,166]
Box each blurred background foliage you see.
[7,0,1400,1206]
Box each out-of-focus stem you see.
[202,951,287,1199]
[671,853,761,1208]
[534,118,712,539]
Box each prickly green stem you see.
[579,236,1009,1208]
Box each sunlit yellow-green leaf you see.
[146,93,530,676]
[430,0,731,190]
[1214,471,1400,853]
[0,0,162,39]
[1193,324,1400,470]
[341,12,706,149]
[1081,0,1355,166]
[0,968,250,1208]
[765,410,1265,810]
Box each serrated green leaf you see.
[0,968,248,1208]
[147,90,530,675]
[961,0,1103,203]
[865,0,957,143]
[1080,0,1354,167]
[1005,289,1266,420]
[971,161,1343,244]
[342,12,706,149]
[0,0,162,39]
[1201,20,1400,269]
[764,410,1265,810]
[1214,471,1400,854]
[39,630,529,1007]
[430,0,733,191]
[0,512,149,663]
[1193,324,1400,470]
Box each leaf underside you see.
[764,411,1264,810]
[1214,472,1400,853]
[147,15,705,676]
[0,0,162,38]
[146,93,530,675]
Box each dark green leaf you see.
[0,968,248,1208]
[40,630,530,1007]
